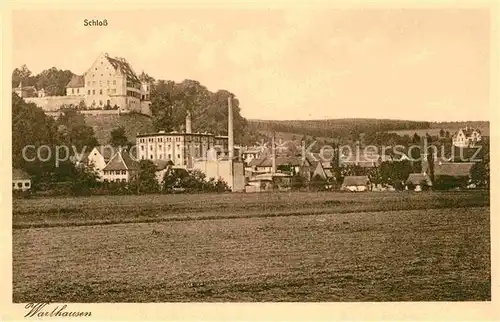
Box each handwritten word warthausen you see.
[24,303,91,318]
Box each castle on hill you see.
[13,53,152,116]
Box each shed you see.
[13,168,31,191]
[341,175,370,192]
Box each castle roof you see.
[105,56,141,84]
[66,75,85,88]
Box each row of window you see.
[141,154,181,160]
[127,90,141,98]
[91,99,111,107]
[88,80,117,87]
[71,88,80,94]
[104,178,127,183]
[13,181,30,188]
[140,144,181,151]
[103,170,127,175]
[87,88,117,95]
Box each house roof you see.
[406,173,432,186]
[90,146,124,162]
[153,159,173,171]
[105,56,141,84]
[433,162,475,177]
[453,127,481,139]
[103,151,139,171]
[66,75,85,88]
[248,156,306,167]
[13,168,30,180]
[342,176,370,186]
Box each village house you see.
[341,175,370,192]
[452,126,482,148]
[12,168,31,191]
[102,150,139,183]
[246,155,309,179]
[240,147,263,165]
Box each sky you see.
[12,8,491,121]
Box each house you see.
[153,159,174,185]
[12,168,31,191]
[245,173,292,193]
[341,176,370,192]
[452,126,482,148]
[241,147,263,165]
[405,173,432,191]
[76,146,122,180]
[247,156,308,178]
[102,150,139,183]
[13,81,37,98]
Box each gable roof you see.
[248,156,307,168]
[406,173,432,186]
[433,162,474,177]
[105,56,141,84]
[66,75,85,88]
[13,168,30,180]
[103,151,139,171]
[153,159,173,171]
[342,176,370,186]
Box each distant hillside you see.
[84,113,155,145]
[389,121,490,137]
[248,119,490,145]
[248,118,431,140]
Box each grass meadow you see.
[12,191,490,302]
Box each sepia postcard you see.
[1,0,499,321]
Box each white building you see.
[102,150,139,183]
[452,127,482,148]
[12,168,31,191]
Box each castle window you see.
[72,88,74,94]
[88,90,90,94]
[93,90,95,95]
[99,100,103,106]
[150,155,153,159]
[113,80,116,85]
[77,89,79,94]
[100,89,103,95]
[92,81,96,85]
[107,80,110,86]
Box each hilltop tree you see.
[109,126,130,147]
[55,109,98,152]
[12,64,34,87]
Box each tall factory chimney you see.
[271,132,277,174]
[185,110,192,134]
[228,96,234,159]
